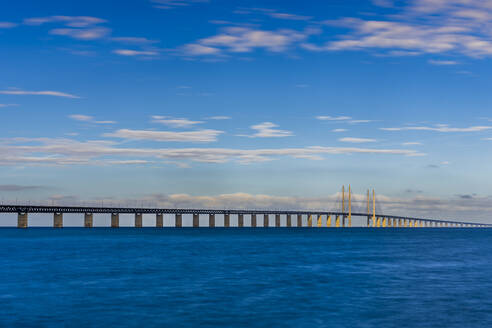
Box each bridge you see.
[2,186,490,228]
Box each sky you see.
[2,0,492,223]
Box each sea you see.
[1,228,492,327]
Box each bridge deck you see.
[0,205,489,226]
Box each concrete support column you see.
[111,213,119,228]
[286,214,292,227]
[54,213,63,228]
[193,214,199,228]
[224,214,230,227]
[275,214,281,227]
[84,213,93,228]
[175,214,182,227]
[209,214,215,228]
[297,214,302,227]
[251,214,257,227]
[156,214,163,228]
[17,213,28,228]
[238,214,244,227]
[264,214,269,227]
[135,213,143,228]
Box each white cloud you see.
[316,116,372,124]
[151,116,203,128]
[24,16,106,27]
[151,0,209,9]
[243,122,293,138]
[69,114,116,124]
[69,114,93,122]
[0,22,17,28]
[317,115,352,121]
[381,125,492,132]
[0,89,80,98]
[302,1,492,58]
[181,27,314,56]
[402,142,422,145]
[0,137,424,167]
[24,16,110,41]
[111,37,159,44]
[207,116,231,120]
[50,27,110,40]
[113,49,159,56]
[0,104,19,108]
[332,129,348,133]
[267,12,312,21]
[429,59,459,65]
[339,137,376,143]
[105,129,223,142]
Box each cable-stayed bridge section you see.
[1,186,490,228]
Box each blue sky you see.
[2,0,492,221]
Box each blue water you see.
[1,228,492,327]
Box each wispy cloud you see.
[105,129,223,142]
[0,22,17,28]
[0,184,48,192]
[50,27,110,40]
[151,0,209,10]
[339,137,376,143]
[0,89,80,98]
[302,0,492,58]
[0,137,424,167]
[332,129,348,133]
[180,27,315,57]
[24,16,106,27]
[316,116,373,124]
[0,104,19,108]
[241,122,293,138]
[402,142,422,145]
[25,15,110,40]
[151,116,203,128]
[69,114,116,124]
[317,115,352,121]
[207,116,231,120]
[429,59,459,65]
[111,37,159,45]
[267,12,312,21]
[381,124,492,132]
[113,49,159,56]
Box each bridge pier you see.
[111,213,119,228]
[238,214,244,227]
[193,214,199,228]
[308,215,313,227]
[275,214,281,227]
[17,213,28,228]
[84,213,93,228]
[135,213,143,228]
[156,213,163,227]
[336,215,341,228]
[297,214,302,227]
[54,213,63,228]
[327,215,332,227]
[175,214,182,227]
[251,214,257,227]
[208,214,215,227]
[264,214,269,227]
[286,214,292,227]
[224,214,230,227]
[317,215,322,228]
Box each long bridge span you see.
[2,205,490,228]
[2,187,490,228]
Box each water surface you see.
[1,228,492,327]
